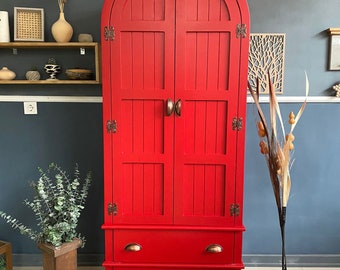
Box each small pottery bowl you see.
[66,69,92,80]
[78,34,93,42]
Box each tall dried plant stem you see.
[248,71,308,270]
[280,207,287,270]
[58,0,65,13]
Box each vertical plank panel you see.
[120,33,133,90]
[214,165,226,216]
[122,100,133,153]
[204,165,216,215]
[143,0,155,20]
[218,33,229,91]
[131,0,143,20]
[154,0,165,21]
[144,33,155,90]
[185,34,197,91]
[183,165,194,216]
[205,102,217,153]
[154,164,164,215]
[220,0,231,21]
[122,164,133,214]
[207,33,220,91]
[154,33,165,89]
[132,32,144,90]
[133,164,144,214]
[197,0,209,21]
[196,33,208,91]
[154,100,164,153]
[121,0,132,21]
[194,101,206,154]
[216,101,227,154]
[143,101,155,153]
[133,100,144,152]
[143,164,154,214]
[209,0,221,21]
[193,165,205,215]
[184,101,195,154]
[186,0,198,21]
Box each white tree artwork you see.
[248,33,286,94]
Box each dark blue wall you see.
[1,0,340,266]
[0,0,105,259]
[244,0,340,258]
[248,0,340,96]
[244,103,340,255]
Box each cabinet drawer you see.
[113,229,235,264]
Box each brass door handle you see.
[205,244,223,253]
[166,98,175,116]
[175,99,182,116]
[124,243,142,252]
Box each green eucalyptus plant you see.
[0,163,91,247]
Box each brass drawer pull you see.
[124,243,142,252]
[205,244,223,253]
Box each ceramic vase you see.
[51,12,73,43]
[26,70,41,81]
[0,11,10,42]
[0,67,16,80]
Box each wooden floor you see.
[24,267,328,270]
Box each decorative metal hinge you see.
[106,120,117,133]
[230,204,240,217]
[104,26,115,41]
[108,202,118,216]
[236,24,247,38]
[232,117,243,131]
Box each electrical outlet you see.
[23,101,38,115]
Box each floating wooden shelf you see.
[0,42,101,84]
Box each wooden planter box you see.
[38,239,82,270]
[0,240,12,270]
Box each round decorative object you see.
[26,70,41,81]
[78,34,93,42]
[66,69,92,80]
[52,12,73,43]
[0,67,16,80]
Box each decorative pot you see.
[0,67,16,80]
[44,58,61,80]
[26,70,41,81]
[51,12,73,43]
[37,238,82,270]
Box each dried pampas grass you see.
[58,0,68,13]
[248,71,309,270]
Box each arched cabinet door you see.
[173,0,246,227]
[101,0,249,269]
[102,0,176,225]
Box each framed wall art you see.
[248,33,286,94]
[14,7,44,41]
[328,28,340,70]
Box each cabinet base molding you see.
[103,262,244,269]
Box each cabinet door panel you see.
[106,0,175,224]
[174,0,242,226]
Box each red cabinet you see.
[101,0,249,269]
